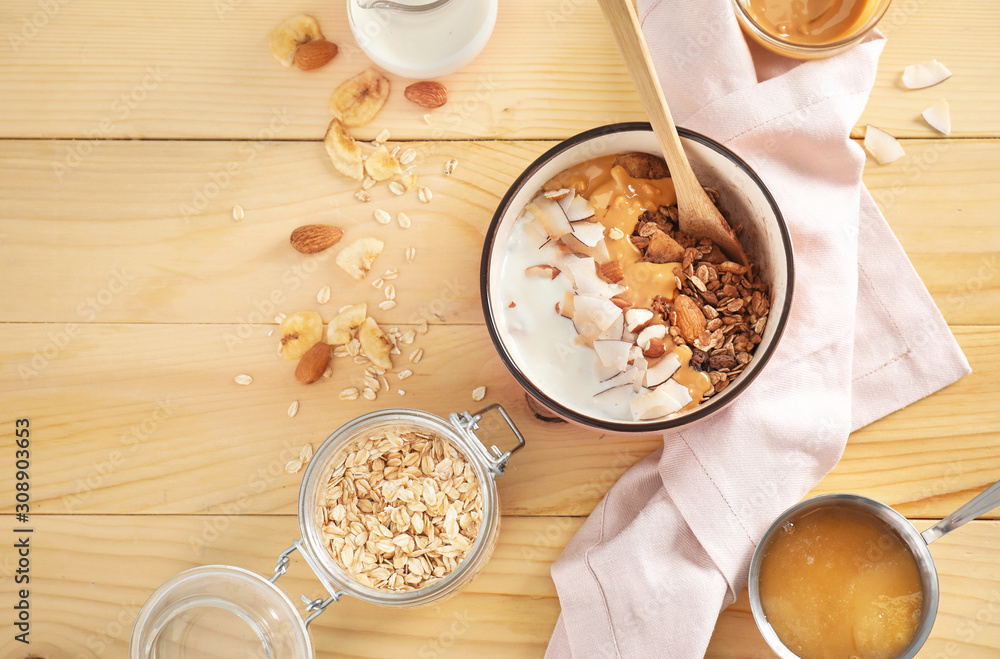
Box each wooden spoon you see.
[597,0,749,266]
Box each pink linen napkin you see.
[545,1,972,657]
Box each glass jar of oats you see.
[129,405,525,658]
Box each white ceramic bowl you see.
[480,123,794,433]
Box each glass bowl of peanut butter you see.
[732,0,893,59]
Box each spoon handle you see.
[595,0,702,199]
[921,479,1000,544]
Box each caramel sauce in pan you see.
[544,155,711,405]
[759,507,923,659]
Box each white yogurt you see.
[499,215,639,423]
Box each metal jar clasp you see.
[269,541,340,628]
[449,404,526,476]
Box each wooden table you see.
[1,0,998,656]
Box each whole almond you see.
[290,224,344,254]
[673,295,707,344]
[295,40,338,71]
[404,81,448,109]
[295,342,330,384]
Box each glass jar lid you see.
[129,565,313,658]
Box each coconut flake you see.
[597,314,625,341]
[565,256,624,297]
[572,295,622,338]
[644,353,681,387]
[593,340,632,372]
[526,195,572,239]
[864,125,905,165]
[570,221,606,248]
[593,384,636,408]
[921,99,951,135]
[658,379,693,408]
[629,387,681,421]
[902,60,952,89]
[601,366,638,390]
[562,193,595,222]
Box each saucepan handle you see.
[921,479,1000,544]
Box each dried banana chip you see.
[269,14,323,68]
[336,237,384,280]
[359,317,393,370]
[324,119,363,181]
[330,68,391,127]
[364,145,402,182]
[327,303,368,345]
[280,311,325,360]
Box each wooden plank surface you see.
[0,0,998,140]
[0,515,998,658]
[1,139,997,326]
[2,0,999,656]
[1,322,996,519]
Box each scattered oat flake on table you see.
[472,386,486,401]
[234,374,253,385]
[405,247,416,264]
[378,300,397,311]
[921,99,951,135]
[375,128,390,144]
[299,442,314,463]
[384,285,396,301]
[389,181,406,196]
[410,348,424,363]
[287,401,299,418]
[274,312,286,323]
[418,320,428,334]
[362,176,376,191]
[397,212,411,229]
[399,148,417,165]
[362,387,377,400]
[372,277,385,289]
[374,208,391,224]
[340,387,360,400]
[382,268,398,280]
[444,158,458,176]
[232,204,244,222]
[417,186,433,203]
[902,60,952,89]
[863,125,905,165]
[398,389,406,396]
[317,285,331,304]
[423,113,433,124]
[285,459,303,475]
[398,369,413,379]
